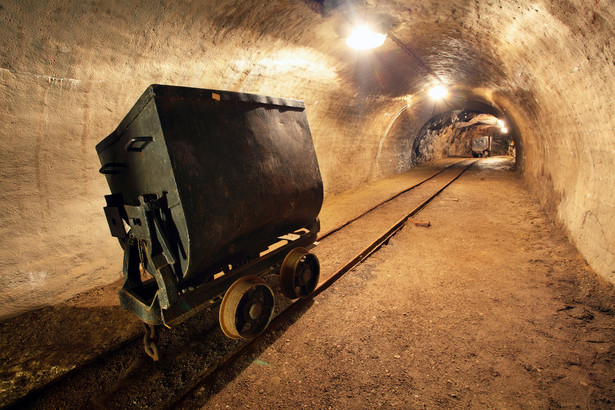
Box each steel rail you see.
[318,158,468,241]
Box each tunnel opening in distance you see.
[412,110,515,166]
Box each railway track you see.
[7,159,475,409]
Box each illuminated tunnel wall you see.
[0,0,613,318]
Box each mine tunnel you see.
[1,0,615,407]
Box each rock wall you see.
[476,1,615,284]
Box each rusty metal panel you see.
[96,85,323,317]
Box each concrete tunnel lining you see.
[0,0,614,319]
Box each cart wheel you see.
[280,247,320,299]
[219,276,275,340]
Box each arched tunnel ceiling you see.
[0,0,613,318]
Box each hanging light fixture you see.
[428,85,448,100]
[497,119,508,133]
[346,26,449,96]
[346,26,387,50]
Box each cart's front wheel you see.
[219,276,275,339]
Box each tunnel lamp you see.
[345,28,449,96]
[497,119,508,133]
[428,85,448,100]
[346,26,387,50]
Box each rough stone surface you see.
[0,0,613,317]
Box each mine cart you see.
[471,136,492,157]
[96,85,323,357]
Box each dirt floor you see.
[195,158,615,408]
[2,157,615,408]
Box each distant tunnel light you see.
[346,26,386,50]
[428,85,448,100]
[497,119,508,133]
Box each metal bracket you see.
[136,194,180,309]
[115,192,181,321]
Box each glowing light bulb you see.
[501,127,509,134]
[428,85,448,100]
[346,26,386,50]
